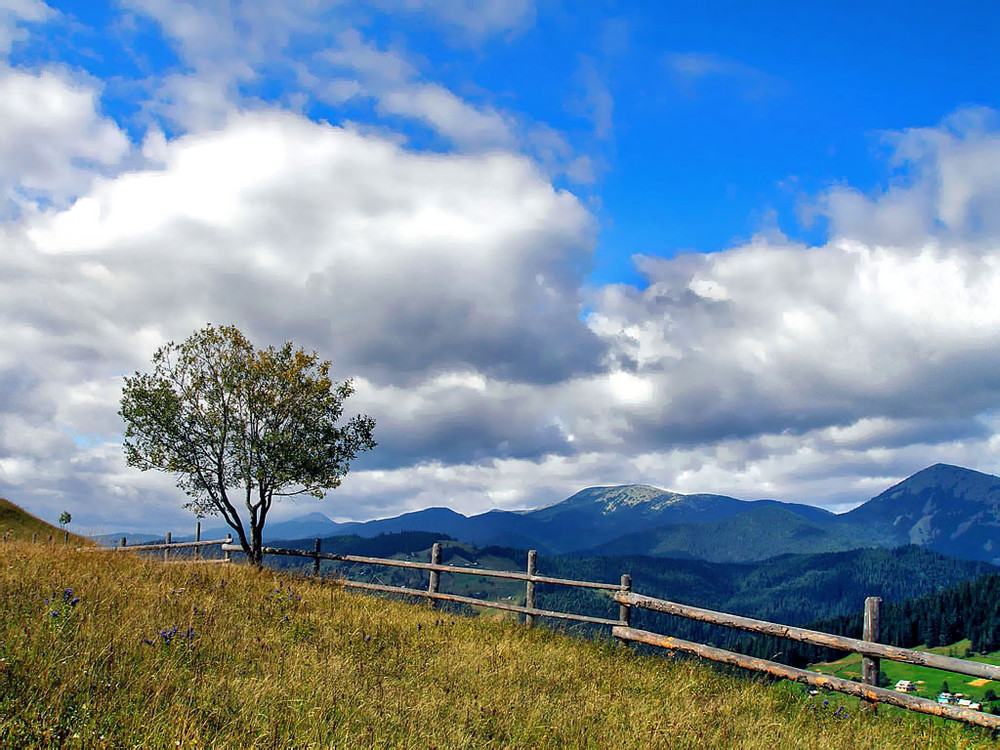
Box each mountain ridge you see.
[105,463,1000,565]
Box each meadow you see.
[2,540,999,749]
[811,640,1000,703]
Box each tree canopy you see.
[120,324,376,565]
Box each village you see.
[892,681,985,711]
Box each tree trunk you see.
[250,522,264,570]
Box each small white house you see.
[894,680,917,693]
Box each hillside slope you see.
[0,542,994,748]
[0,498,88,544]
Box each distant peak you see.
[897,463,996,485]
[919,463,974,474]
[297,512,334,522]
[553,483,679,514]
[866,463,1000,506]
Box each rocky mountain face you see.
[841,463,1000,562]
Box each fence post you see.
[195,522,201,560]
[47,534,52,545]
[224,534,232,563]
[313,538,322,578]
[428,542,442,608]
[619,574,632,627]
[120,537,126,550]
[63,530,68,545]
[862,596,882,711]
[32,533,37,544]
[525,550,538,627]
[164,532,171,563]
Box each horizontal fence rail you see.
[219,543,621,590]
[77,526,1000,731]
[114,537,232,552]
[219,542,628,628]
[616,591,1000,682]
[343,581,624,627]
[612,627,1000,732]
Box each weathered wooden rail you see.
[104,522,233,563]
[219,541,632,629]
[81,527,1000,731]
[612,592,1000,730]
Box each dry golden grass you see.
[1,541,996,749]
[0,498,90,546]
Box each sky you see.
[2,0,1000,535]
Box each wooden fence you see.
[88,530,1000,731]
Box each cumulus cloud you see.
[818,108,1000,246]
[0,66,129,211]
[0,109,601,528]
[25,110,599,382]
[575,115,1000,486]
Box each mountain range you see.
[161,463,1000,566]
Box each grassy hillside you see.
[0,498,89,545]
[0,543,996,748]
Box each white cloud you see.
[0,110,601,528]
[378,83,514,148]
[0,0,54,55]
[321,29,417,88]
[577,116,1000,469]
[127,4,524,150]
[122,0,340,129]
[820,108,1000,245]
[0,66,129,210]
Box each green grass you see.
[810,641,1000,704]
[2,542,998,749]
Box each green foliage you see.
[808,571,1000,658]
[119,324,376,564]
[58,512,71,527]
[589,505,888,562]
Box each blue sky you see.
[2,0,1000,533]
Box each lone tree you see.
[120,324,376,566]
[58,511,71,527]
